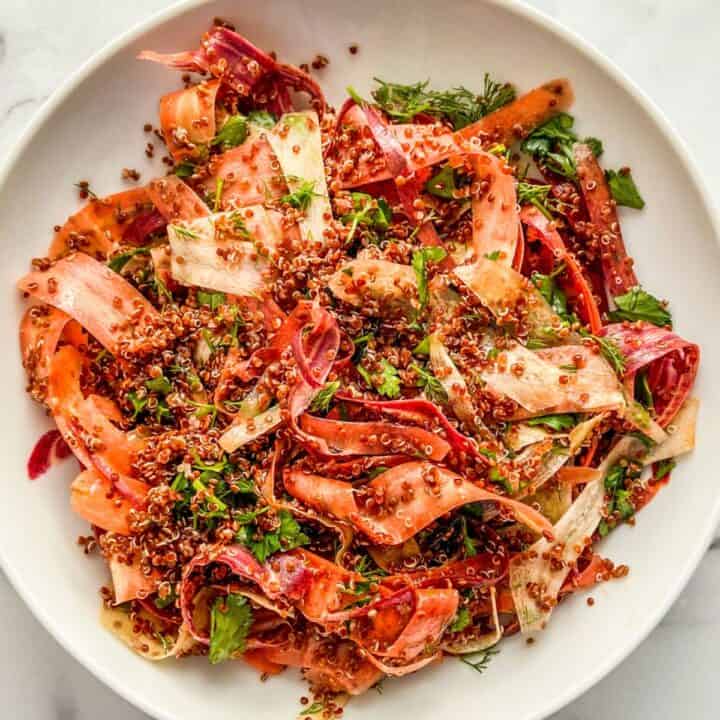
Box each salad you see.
[18,20,700,710]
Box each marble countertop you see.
[1,0,718,718]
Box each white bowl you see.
[1,1,719,718]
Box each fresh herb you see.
[635,370,654,410]
[411,363,448,403]
[197,290,227,311]
[489,466,513,494]
[412,246,447,313]
[450,607,471,633]
[484,250,502,261]
[127,391,148,420]
[517,182,553,220]
[526,414,577,431]
[173,161,196,178]
[282,178,321,212]
[310,380,341,413]
[208,594,253,664]
[342,192,392,244]
[213,177,224,211]
[605,168,645,209]
[521,113,578,178]
[352,332,374,363]
[371,73,515,129]
[154,586,177,609]
[356,363,373,388]
[655,458,676,480]
[532,265,571,320]
[584,137,604,157]
[155,399,173,424]
[304,702,326,716]
[460,516,477,557]
[581,330,626,374]
[367,466,389,480]
[187,401,218,426]
[248,110,276,129]
[425,164,457,199]
[171,225,200,241]
[108,246,151,273]
[460,646,500,674]
[228,211,252,238]
[154,275,173,302]
[211,114,248,150]
[608,287,671,327]
[245,510,310,562]
[377,359,401,399]
[603,464,635,532]
[145,375,172,395]
[413,336,430,356]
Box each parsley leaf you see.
[208,594,253,664]
[411,363,448,403]
[425,164,457,199]
[248,110,276,129]
[580,330,626,374]
[127,391,147,420]
[608,287,671,327]
[517,182,553,220]
[342,192,391,244]
[450,607,471,633]
[584,137,604,157]
[310,380,340,413]
[412,246,447,312]
[531,266,571,320]
[145,375,172,395]
[413,336,430,356]
[248,510,309,562]
[521,113,578,179]
[211,115,248,150]
[108,246,150,273]
[655,458,676,480]
[377,359,401,399]
[282,178,321,212]
[526,414,577,431]
[605,168,645,209]
[460,516,477,557]
[197,290,227,311]
[173,161,196,178]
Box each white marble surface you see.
[1,0,719,718]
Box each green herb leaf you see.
[371,74,515,129]
[413,336,430,356]
[655,458,676,480]
[377,359,401,399]
[127,391,147,420]
[208,594,253,664]
[521,113,578,179]
[526,414,577,431]
[145,375,172,395]
[412,246,447,312]
[197,290,227,311]
[249,510,309,562]
[635,370,654,410]
[174,161,196,178]
[450,607,471,633]
[282,178,321,212]
[211,114,248,150]
[580,330,626,374]
[342,192,391,244]
[460,516,477,557]
[310,380,340,413]
[584,137,604,157]
[516,182,553,220]
[108,246,151,273]
[532,267,570,319]
[248,110,276,129]
[425,164,457,199]
[608,287,671,327]
[484,250,502,261]
[460,647,499,674]
[411,363,448,403]
[605,168,645,209]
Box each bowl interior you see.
[1,1,719,719]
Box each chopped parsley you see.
[208,594,253,664]
[211,114,248,150]
[127,391,147,420]
[173,161,196,178]
[309,380,341,413]
[107,246,151,274]
[282,178,321,212]
[411,363,448,403]
[655,458,676,481]
[342,192,392,244]
[532,265,571,321]
[460,516,477,557]
[413,336,431,356]
[484,250,502,261]
[449,607,471,633]
[145,375,172,395]
[377,359,401,399]
[197,290,227,311]
[608,287,671,327]
[248,110,277,129]
[238,509,310,562]
[516,182,553,220]
[412,246,447,313]
[605,168,645,209]
[425,164,458,199]
[526,414,577,432]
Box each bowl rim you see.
[1,1,719,719]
